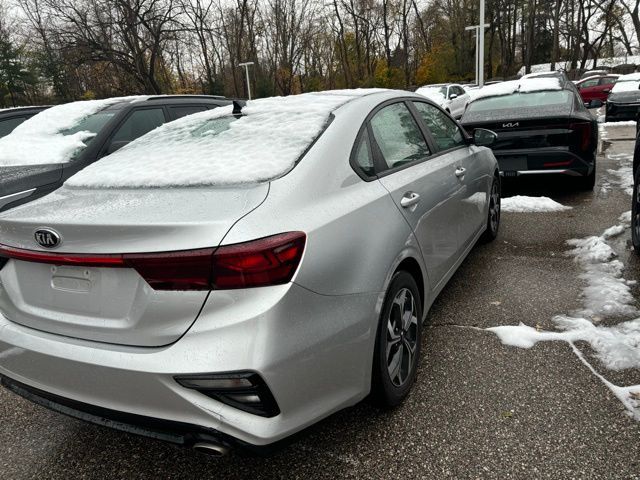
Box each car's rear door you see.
[598,77,617,102]
[369,100,462,289]
[578,78,600,102]
[411,100,488,248]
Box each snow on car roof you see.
[469,77,563,103]
[611,73,640,93]
[0,96,146,166]
[67,89,386,189]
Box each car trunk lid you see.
[0,184,269,346]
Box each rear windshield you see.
[66,90,376,188]
[467,90,572,113]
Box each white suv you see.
[415,83,470,119]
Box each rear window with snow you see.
[0,97,143,166]
[467,90,572,112]
[611,78,640,94]
[67,91,369,188]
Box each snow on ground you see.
[68,90,379,188]
[501,195,571,213]
[0,97,145,166]
[488,219,640,420]
[606,152,634,195]
[518,55,640,76]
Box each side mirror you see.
[106,140,129,155]
[473,128,497,146]
[586,99,603,109]
[449,93,458,100]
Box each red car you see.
[576,75,619,105]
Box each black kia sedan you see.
[605,73,640,123]
[0,106,50,138]
[461,75,598,189]
[0,95,230,212]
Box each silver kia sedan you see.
[0,89,500,456]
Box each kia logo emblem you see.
[34,228,61,249]
[502,122,519,128]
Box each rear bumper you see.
[605,104,640,122]
[0,283,379,448]
[494,148,594,178]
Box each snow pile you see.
[566,234,637,318]
[470,78,562,103]
[488,317,640,370]
[501,195,572,213]
[606,152,634,195]
[67,90,375,188]
[488,220,640,419]
[0,97,144,166]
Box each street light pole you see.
[238,62,254,100]
[479,0,485,87]
[465,25,479,86]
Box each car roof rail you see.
[145,95,228,101]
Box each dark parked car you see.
[0,106,50,138]
[460,75,598,189]
[0,95,230,212]
[632,132,640,252]
[575,75,619,104]
[605,73,640,122]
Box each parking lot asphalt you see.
[1,126,639,479]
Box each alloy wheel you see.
[386,288,418,387]
[489,181,500,233]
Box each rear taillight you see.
[570,122,593,152]
[211,232,306,289]
[0,231,306,291]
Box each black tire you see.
[480,175,501,243]
[632,168,640,254]
[371,271,423,407]
[576,161,596,191]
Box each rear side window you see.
[413,102,466,151]
[0,117,26,137]
[112,108,166,143]
[580,79,599,88]
[369,103,430,171]
[353,129,375,177]
[171,105,208,120]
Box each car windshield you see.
[466,90,572,112]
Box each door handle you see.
[455,167,466,178]
[400,192,420,208]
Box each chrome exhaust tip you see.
[193,442,230,457]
